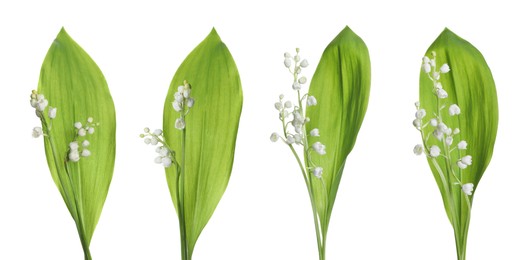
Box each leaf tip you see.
[208,27,221,41]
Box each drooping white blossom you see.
[457,140,467,150]
[307,96,317,106]
[69,151,80,162]
[310,128,320,137]
[48,107,57,119]
[413,144,423,155]
[313,167,323,178]
[422,63,431,73]
[449,104,461,116]
[70,141,79,150]
[461,155,472,165]
[187,98,195,108]
[284,58,292,68]
[175,118,186,130]
[300,59,309,68]
[445,136,453,146]
[274,102,283,110]
[81,149,91,157]
[413,119,422,129]
[32,127,43,138]
[436,88,448,98]
[440,64,450,73]
[312,142,326,155]
[74,122,82,129]
[430,145,441,157]
[430,118,438,127]
[292,82,301,90]
[270,132,280,142]
[298,76,307,84]
[415,109,426,119]
[433,72,440,80]
[462,183,474,196]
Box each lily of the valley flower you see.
[458,140,468,150]
[313,167,323,178]
[141,128,175,168]
[462,183,474,196]
[414,53,473,196]
[271,48,327,180]
[449,104,461,116]
[312,142,326,155]
[172,80,194,131]
[32,127,43,138]
[430,145,441,157]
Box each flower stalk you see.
[31,90,99,260]
[414,53,472,260]
[141,80,194,260]
[272,48,328,259]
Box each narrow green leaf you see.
[306,26,371,237]
[38,28,116,259]
[163,28,243,256]
[419,28,498,259]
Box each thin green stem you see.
[42,115,91,259]
[176,127,189,260]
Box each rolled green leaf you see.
[306,26,371,258]
[417,28,498,260]
[36,28,116,259]
[162,28,243,258]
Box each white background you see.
[1,0,528,259]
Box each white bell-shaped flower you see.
[462,183,474,196]
[457,140,467,150]
[430,145,441,157]
[449,104,461,116]
[313,167,323,178]
[310,128,320,137]
[413,144,423,155]
[312,142,326,155]
[440,64,450,73]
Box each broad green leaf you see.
[38,28,116,259]
[306,26,371,237]
[419,28,498,259]
[163,28,243,256]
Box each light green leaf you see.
[306,26,371,238]
[419,28,498,259]
[163,28,243,256]
[38,28,116,259]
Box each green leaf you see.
[163,28,243,256]
[306,26,371,237]
[419,28,498,259]
[38,28,116,259]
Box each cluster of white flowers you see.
[413,52,474,196]
[172,80,195,130]
[30,90,56,138]
[140,127,175,168]
[31,90,98,164]
[68,139,91,162]
[68,118,98,162]
[271,48,325,179]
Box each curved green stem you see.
[176,128,189,260]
